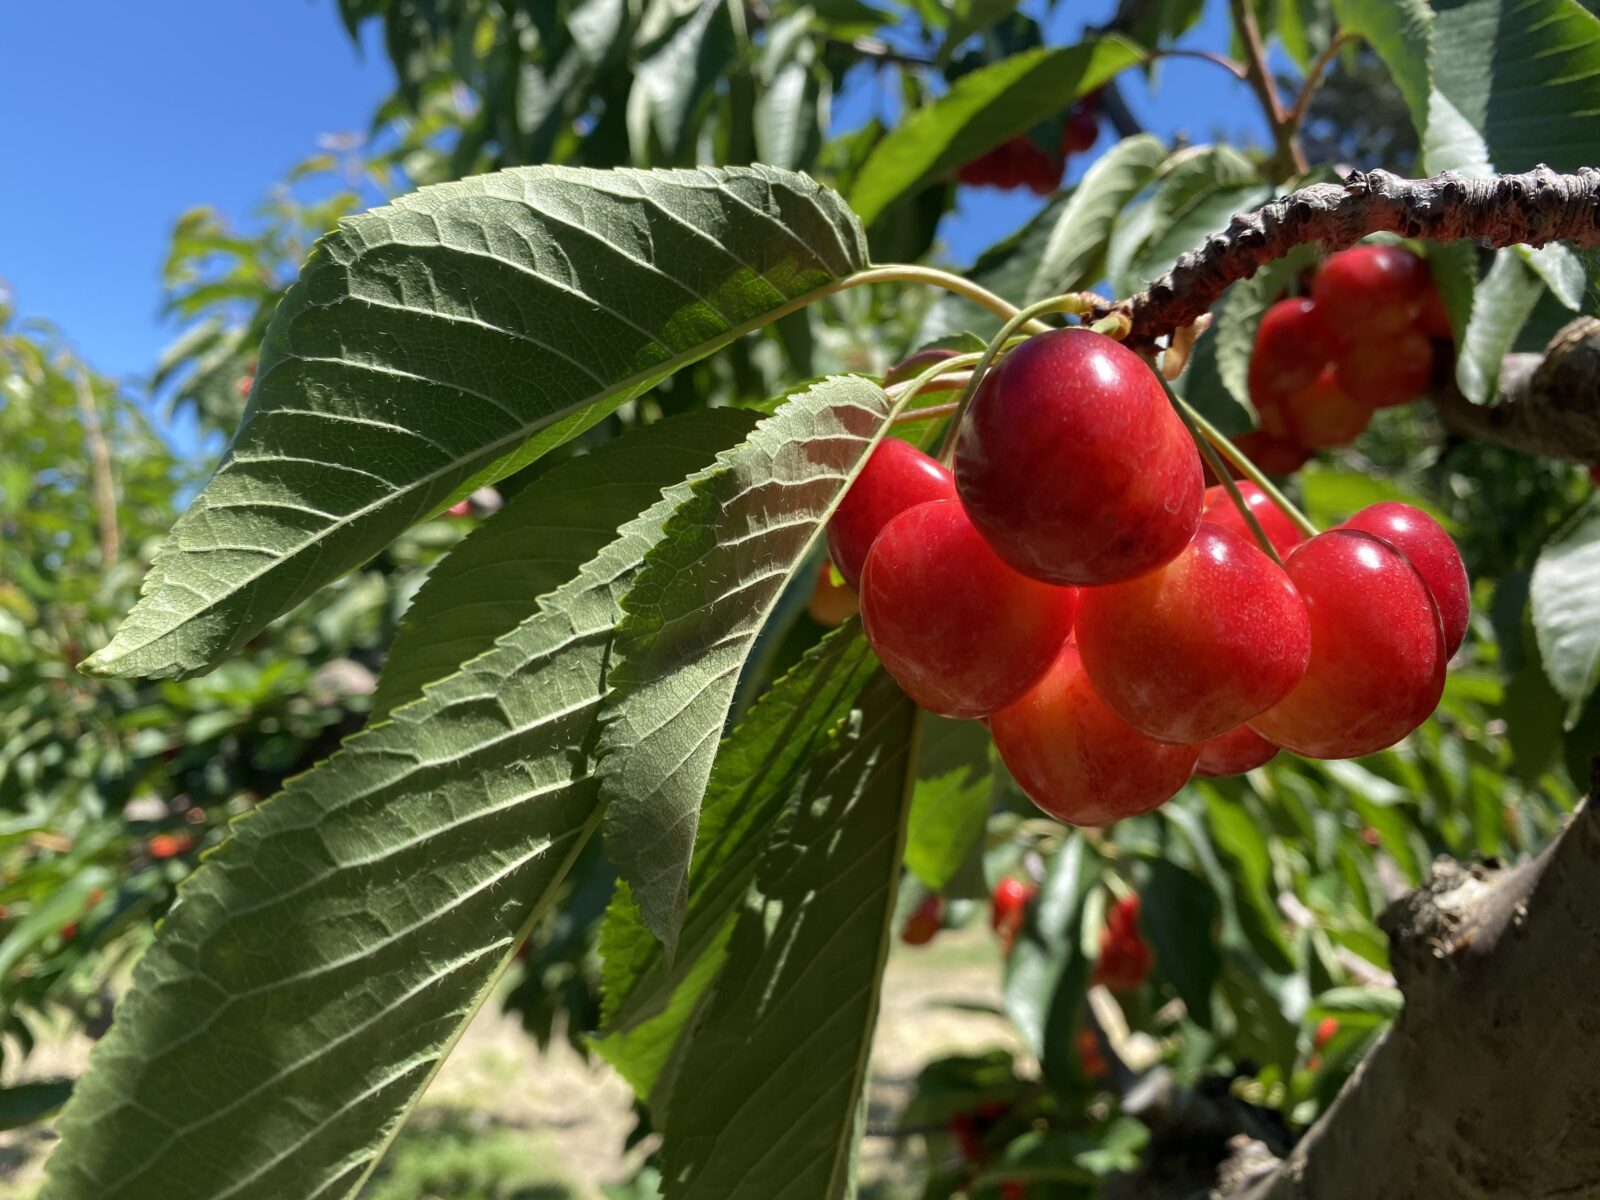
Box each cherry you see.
[860,501,1076,719]
[1337,502,1469,655]
[1269,367,1373,449]
[148,832,194,860]
[901,894,944,945]
[1061,103,1099,154]
[990,877,1036,948]
[955,329,1203,586]
[1093,895,1152,990]
[1249,530,1446,758]
[1417,286,1453,340]
[1202,481,1307,561]
[1334,329,1434,409]
[1076,522,1311,743]
[1311,244,1434,340]
[990,644,1199,824]
[1076,1028,1110,1078]
[826,439,957,589]
[1233,431,1313,477]
[806,562,858,627]
[445,499,473,518]
[1249,298,1345,402]
[1195,724,1279,776]
[1314,1016,1340,1051]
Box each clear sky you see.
[0,0,1269,453]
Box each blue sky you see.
[0,0,1269,453]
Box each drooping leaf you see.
[1330,0,1433,135]
[658,671,919,1200]
[1518,242,1587,312]
[1026,134,1168,301]
[1139,860,1220,1028]
[628,0,735,161]
[85,165,868,680]
[371,410,758,720]
[595,625,881,1098]
[1456,248,1544,404]
[597,375,893,953]
[904,716,994,896]
[1532,494,1600,722]
[847,39,1144,226]
[753,13,822,171]
[39,439,731,1200]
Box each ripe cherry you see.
[990,644,1199,824]
[827,439,957,589]
[1249,298,1345,401]
[1417,286,1453,340]
[1093,895,1152,990]
[1202,481,1308,561]
[1337,502,1469,655]
[1076,522,1311,743]
[1311,244,1434,340]
[901,894,944,945]
[990,876,1036,947]
[860,501,1076,719]
[1195,724,1279,776]
[955,330,1203,586]
[1061,104,1099,154]
[1314,1016,1340,1051]
[1233,431,1313,477]
[1267,367,1373,449]
[1334,330,1434,409]
[1250,530,1446,758]
[148,832,194,860]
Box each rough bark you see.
[1222,796,1600,1200]
[1433,317,1600,466]
[1095,167,1600,347]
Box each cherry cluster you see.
[1240,245,1451,474]
[1091,894,1151,992]
[947,1102,1027,1199]
[829,324,1469,827]
[956,97,1099,194]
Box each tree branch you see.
[1230,0,1307,178]
[73,366,120,567]
[1222,792,1600,1199]
[1096,166,1600,347]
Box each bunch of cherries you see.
[1090,894,1151,991]
[828,309,1468,826]
[956,96,1100,194]
[1240,243,1452,474]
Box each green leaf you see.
[943,0,1024,60]
[596,375,893,953]
[1456,248,1544,404]
[1518,242,1587,311]
[1430,0,1600,176]
[371,409,759,721]
[1330,0,1433,135]
[753,16,821,171]
[1532,494,1600,722]
[595,625,882,1098]
[1309,985,1403,1023]
[1140,860,1220,1028]
[847,39,1144,226]
[628,0,734,160]
[0,1079,73,1131]
[1125,147,1269,288]
[85,165,868,680]
[658,672,919,1199]
[40,449,724,1200]
[904,716,994,895]
[1003,838,1096,1087]
[1026,134,1168,300]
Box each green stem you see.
[843,264,1052,330]
[936,294,1096,459]
[1163,384,1319,538]
[1193,424,1283,565]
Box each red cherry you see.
[901,894,944,945]
[1337,502,1469,655]
[955,330,1203,586]
[1107,893,1140,936]
[1077,1028,1110,1078]
[148,832,194,860]
[1417,285,1453,340]
[1233,432,1313,477]
[1249,299,1345,403]
[1314,1016,1340,1051]
[1312,244,1434,340]
[445,499,473,518]
[1334,329,1434,408]
[1202,481,1307,559]
[826,439,957,589]
[1277,367,1373,449]
[990,877,1036,940]
[860,501,1076,719]
[999,1182,1027,1200]
[1076,522,1311,743]
[1061,104,1099,154]
[1250,530,1447,758]
[1195,724,1279,776]
[990,644,1199,824]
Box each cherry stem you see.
[890,399,962,424]
[1161,382,1320,538]
[837,265,1055,331]
[937,293,1097,459]
[1196,432,1284,566]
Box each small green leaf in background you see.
[1456,248,1545,404]
[1140,860,1220,1028]
[86,165,867,680]
[659,672,919,1200]
[905,715,994,897]
[1123,146,1270,289]
[1330,0,1433,136]
[0,1079,73,1132]
[1309,985,1403,1025]
[371,409,759,720]
[847,38,1144,226]
[628,0,734,160]
[1532,494,1600,723]
[597,375,893,955]
[1003,837,1096,1089]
